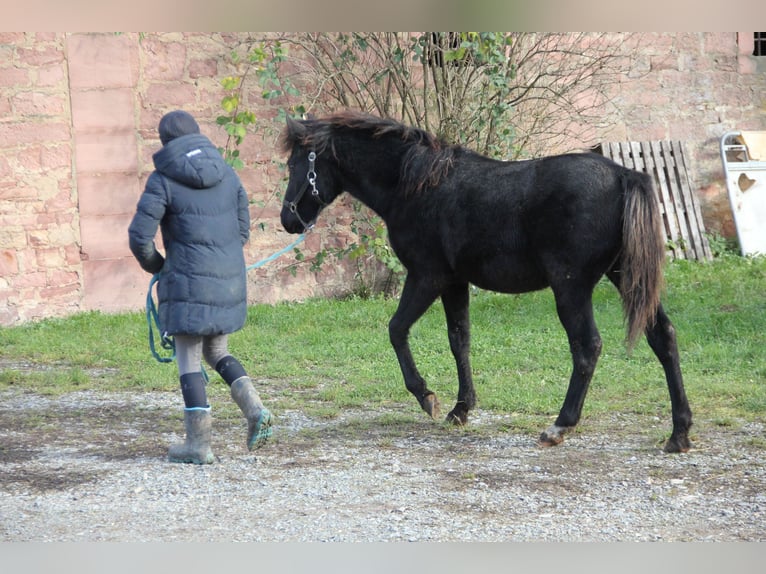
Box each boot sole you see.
[168,452,215,464]
[248,408,273,451]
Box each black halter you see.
[283,151,328,231]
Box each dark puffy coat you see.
[128,133,250,336]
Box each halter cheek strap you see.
[283,151,328,231]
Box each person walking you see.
[128,110,272,464]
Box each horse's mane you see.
[280,110,456,194]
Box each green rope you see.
[146,273,175,364]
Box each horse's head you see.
[280,116,343,234]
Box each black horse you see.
[279,110,692,453]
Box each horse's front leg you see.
[441,282,475,425]
[389,275,441,419]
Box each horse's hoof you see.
[538,435,563,447]
[445,411,467,426]
[538,425,567,447]
[422,393,441,419]
[663,435,691,454]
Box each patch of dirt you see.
[0,387,764,541]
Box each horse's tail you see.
[619,169,666,349]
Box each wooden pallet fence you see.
[600,141,713,261]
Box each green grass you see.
[1,255,764,430]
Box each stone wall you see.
[0,32,79,325]
[599,33,766,238]
[0,32,358,326]
[1,32,765,326]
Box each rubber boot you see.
[168,407,215,464]
[230,377,272,450]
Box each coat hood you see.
[152,134,228,189]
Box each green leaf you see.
[221,95,239,113]
[220,76,240,90]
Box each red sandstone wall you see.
[1,32,765,326]
[603,33,765,238]
[1,32,357,325]
[543,33,765,238]
[0,32,79,324]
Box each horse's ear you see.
[286,115,307,140]
[304,112,316,121]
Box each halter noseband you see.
[283,151,328,231]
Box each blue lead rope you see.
[246,232,307,272]
[145,232,307,365]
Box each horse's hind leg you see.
[539,285,602,447]
[389,274,442,419]
[644,303,693,452]
[606,271,692,452]
[441,282,475,425]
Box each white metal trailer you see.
[720,131,766,256]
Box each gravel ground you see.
[1,388,764,542]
